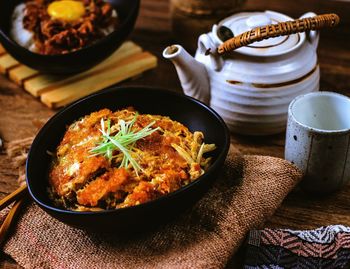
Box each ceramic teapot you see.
[163,11,339,135]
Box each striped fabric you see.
[244,225,350,269]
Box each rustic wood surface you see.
[1,0,350,267]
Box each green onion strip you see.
[90,113,160,174]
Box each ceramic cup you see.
[285,91,350,193]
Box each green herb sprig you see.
[90,113,159,174]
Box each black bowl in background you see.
[26,87,230,231]
[0,0,139,74]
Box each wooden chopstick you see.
[0,185,27,211]
[0,185,29,245]
[0,198,26,245]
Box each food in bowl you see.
[49,107,216,211]
[10,0,119,55]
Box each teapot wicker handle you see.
[217,13,340,54]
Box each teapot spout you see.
[163,45,210,104]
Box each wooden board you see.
[0,54,19,74]
[0,41,157,108]
[0,44,6,55]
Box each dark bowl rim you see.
[26,86,231,216]
[0,0,140,58]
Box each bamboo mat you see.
[0,41,157,108]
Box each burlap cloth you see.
[1,146,302,269]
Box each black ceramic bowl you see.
[0,0,139,74]
[26,87,230,231]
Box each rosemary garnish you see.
[90,114,159,174]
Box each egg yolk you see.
[47,0,85,22]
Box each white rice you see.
[101,10,118,35]
[10,3,37,52]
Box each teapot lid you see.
[215,10,306,57]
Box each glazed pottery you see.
[0,0,140,74]
[163,10,322,135]
[285,92,350,193]
[26,87,230,230]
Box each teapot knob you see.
[246,15,272,28]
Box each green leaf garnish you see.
[90,113,159,174]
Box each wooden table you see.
[1,0,350,267]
